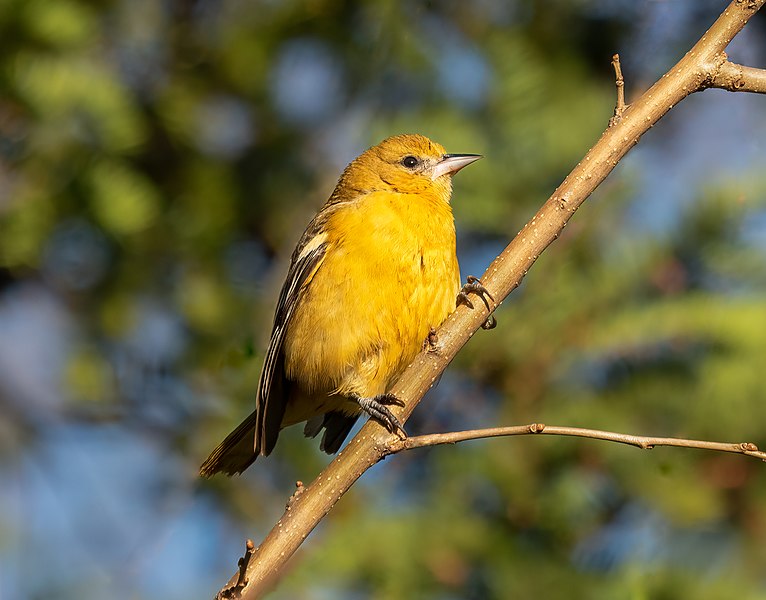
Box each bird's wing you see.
[256,230,329,456]
[198,229,329,476]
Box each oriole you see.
[200,134,485,476]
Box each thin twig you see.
[609,53,626,125]
[711,60,766,93]
[216,540,255,600]
[386,423,766,462]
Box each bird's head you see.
[332,134,481,204]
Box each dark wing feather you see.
[199,232,328,476]
[255,238,328,456]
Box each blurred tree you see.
[0,1,764,599]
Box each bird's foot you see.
[456,275,497,330]
[353,393,406,438]
[456,275,494,309]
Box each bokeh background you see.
[1,1,766,598]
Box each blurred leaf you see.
[64,345,115,403]
[21,0,97,48]
[12,53,147,153]
[88,159,159,236]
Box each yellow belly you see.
[281,190,460,424]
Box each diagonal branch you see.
[386,423,766,462]
[219,1,766,597]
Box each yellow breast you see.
[282,188,460,412]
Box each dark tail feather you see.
[303,415,324,438]
[199,411,259,477]
[318,412,359,454]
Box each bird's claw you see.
[354,393,406,438]
[456,275,497,329]
[375,393,406,408]
[457,275,494,309]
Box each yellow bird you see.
[200,133,487,477]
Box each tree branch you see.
[386,423,766,462]
[218,1,766,597]
[710,60,766,93]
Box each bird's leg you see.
[351,393,406,438]
[456,275,497,330]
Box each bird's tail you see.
[199,411,259,477]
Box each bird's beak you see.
[431,153,482,180]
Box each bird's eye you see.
[401,155,419,169]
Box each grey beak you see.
[431,153,482,180]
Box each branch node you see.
[740,442,759,452]
[528,423,546,434]
[710,60,766,94]
[384,437,404,454]
[609,53,627,126]
[737,0,760,12]
[217,539,256,599]
[286,481,306,510]
[422,327,440,352]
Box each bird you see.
[200,133,489,477]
